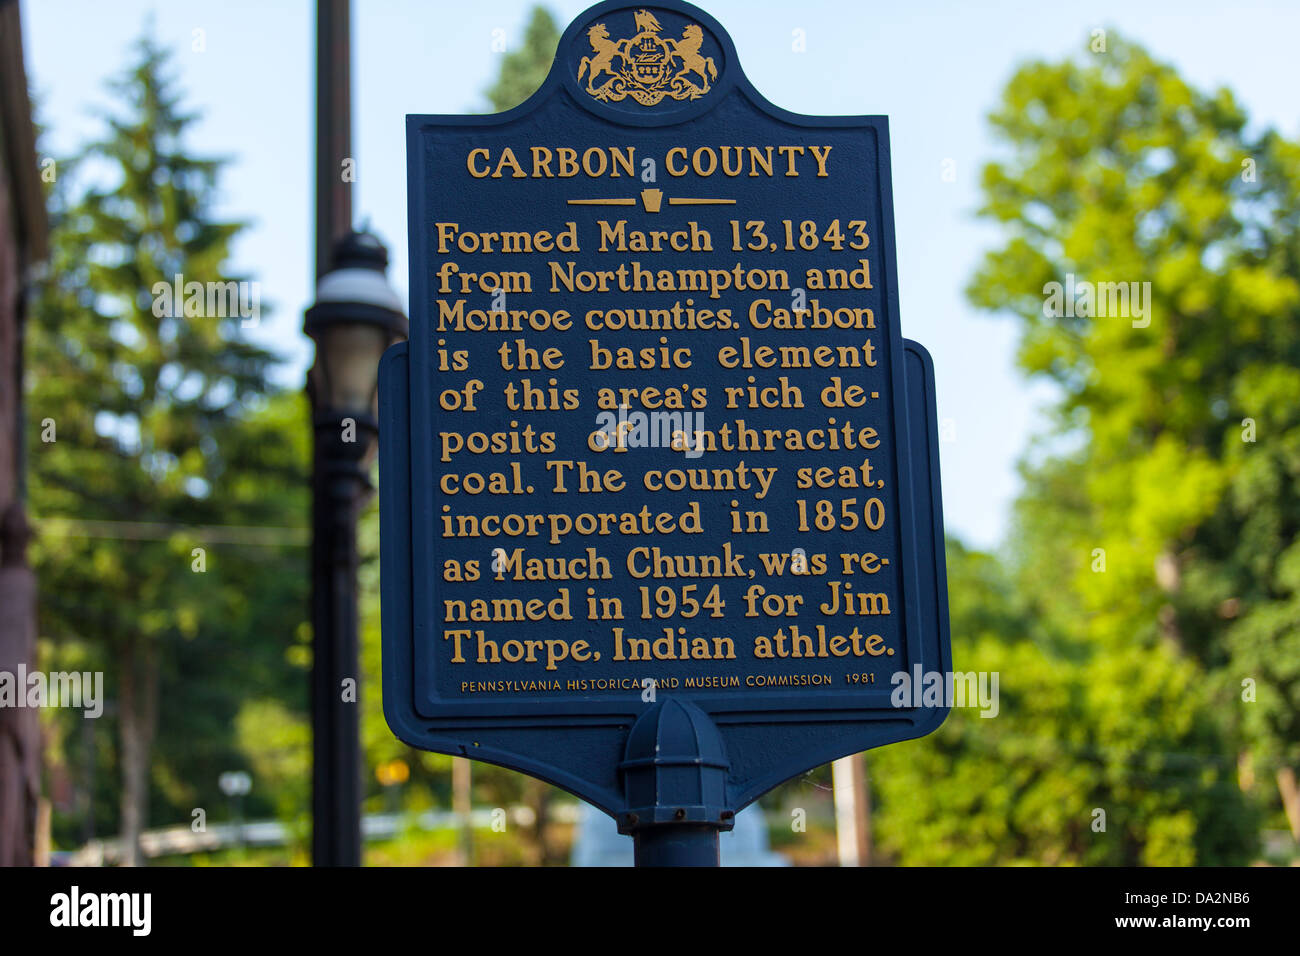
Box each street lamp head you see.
[304,229,409,425]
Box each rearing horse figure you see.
[578,23,622,92]
[672,24,716,93]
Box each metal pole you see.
[310,0,360,867]
[633,824,720,867]
[832,753,871,866]
[452,756,473,865]
[315,0,352,283]
[856,757,872,866]
[619,699,733,868]
[310,447,367,866]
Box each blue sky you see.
[20,0,1300,549]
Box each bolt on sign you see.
[380,0,950,851]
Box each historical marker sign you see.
[381,0,950,829]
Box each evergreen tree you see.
[28,35,305,864]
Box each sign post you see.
[381,0,951,865]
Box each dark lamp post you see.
[305,228,407,867]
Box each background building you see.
[0,0,49,867]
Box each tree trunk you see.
[118,640,142,866]
[1236,750,1255,792]
[1154,550,1183,651]
[451,756,472,865]
[1277,766,1300,842]
[117,636,158,867]
[524,777,558,865]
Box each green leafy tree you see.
[871,538,1255,865]
[235,695,311,854]
[28,36,306,864]
[958,34,1296,851]
[484,7,560,112]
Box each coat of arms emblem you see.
[577,9,718,105]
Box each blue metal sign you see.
[381,0,950,854]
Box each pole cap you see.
[618,698,734,834]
